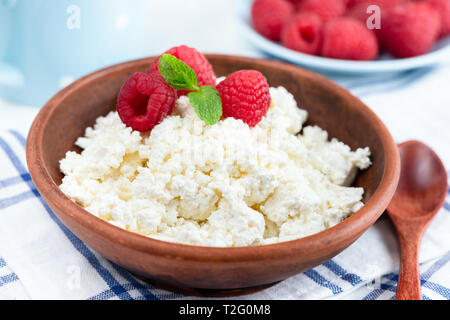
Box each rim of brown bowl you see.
[26,55,400,268]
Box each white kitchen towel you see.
[0,63,449,300]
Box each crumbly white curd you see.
[59,86,371,247]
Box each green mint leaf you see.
[188,86,222,125]
[158,54,199,91]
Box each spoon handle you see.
[396,230,422,300]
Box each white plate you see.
[241,12,450,75]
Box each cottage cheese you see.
[59,86,371,247]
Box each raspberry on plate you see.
[297,0,346,23]
[378,2,441,58]
[321,17,379,60]
[422,0,450,38]
[281,12,323,55]
[149,45,216,96]
[251,0,294,41]
[216,70,271,127]
[346,0,405,44]
[117,72,177,132]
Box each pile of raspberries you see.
[118,45,271,132]
[251,0,450,60]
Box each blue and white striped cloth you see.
[0,63,449,300]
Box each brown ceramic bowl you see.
[26,55,400,291]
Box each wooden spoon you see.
[387,140,448,300]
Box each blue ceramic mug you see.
[0,0,154,106]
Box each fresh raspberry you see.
[148,45,216,96]
[216,70,271,127]
[346,0,405,44]
[420,0,450,37]
[251,0,294,41]
[297,0,346,23]
[378,2,440,58]
[321,17,379,60]
[117,72,177,132]
[281,12,323,55]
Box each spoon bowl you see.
[387,140,448,300]
[389,141,448,218]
